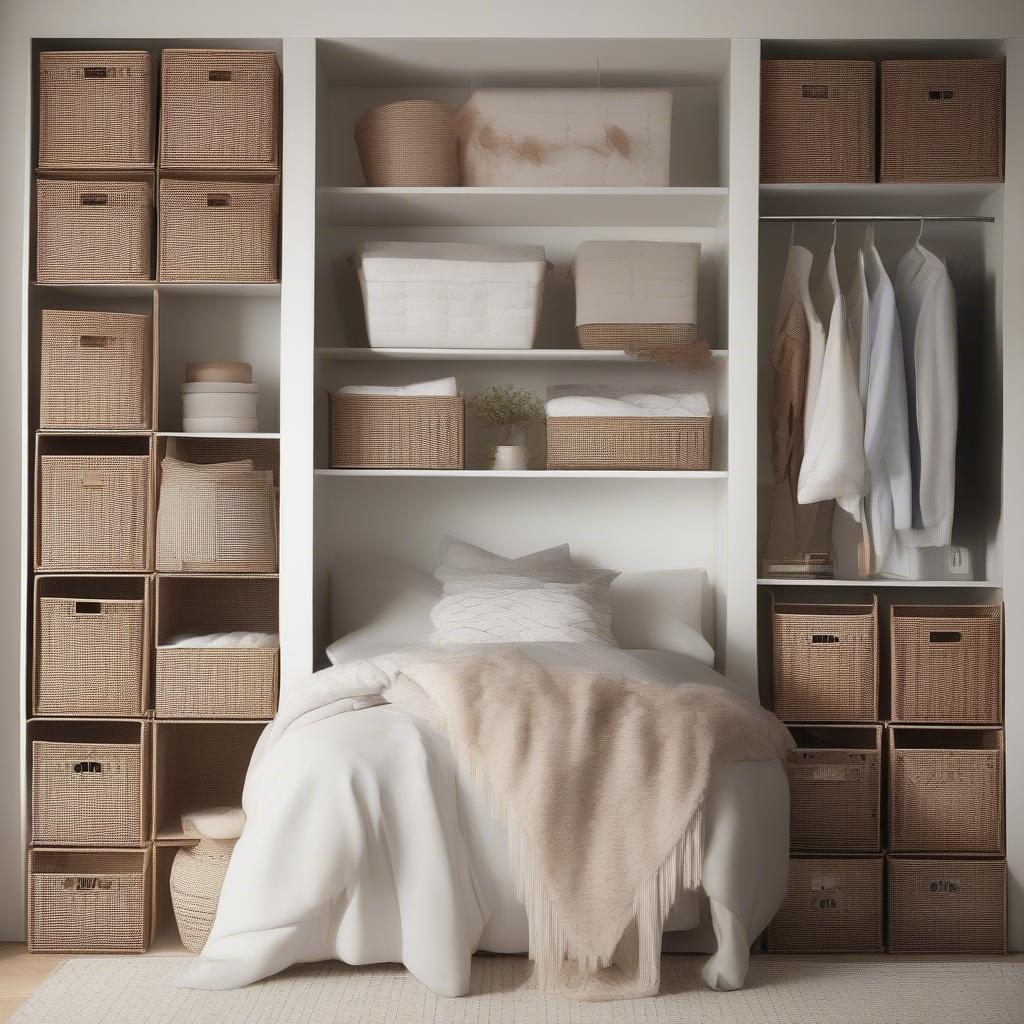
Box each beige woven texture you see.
[546,415,712,471]
[888,856,1007,953]
[170,837,237,952]
[28,849,149,953]
[330,394,464,469]
[761,59,876,183]
[355,100,459,186]
[881,59,1005,182]
[40,309,151,430]
[38,51,153,170]
[31,740,143,847]
[158,178,279,283]
[890,604,1002,723]
[771,598,878,722]
[36,178,154,283]
[37,455,150,572]
[576,324,712,366]
[766,856,884,952]
[160,49,280,171]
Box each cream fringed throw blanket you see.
[385,648,793,1001]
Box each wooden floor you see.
[0,946,63,1023]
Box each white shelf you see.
[759,182,1002,218]
[317,186,729,228]
[757,577,1001,588]
[315,346,728,362]
[317,469,727,479]
[157,431,281,440]
[32,281,280,297]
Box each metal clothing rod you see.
[760,215,995,223]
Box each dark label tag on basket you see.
[73,761,103,774]
[928,89,955,101]
[808,895,841,912]
[801,85,829,99]
[207,193,231,208]
[63,877,113,891]
[80,193,108,207]
[79,335,110,348]
[83,67,109,79]
[810,633,841,644]
[929,879,962,895]
[209,70,233,82]
[929,631,962,644]
[74,601,102,614]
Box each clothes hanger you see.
[916,216,925,245]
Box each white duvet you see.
[177,643,788,997]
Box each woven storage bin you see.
[890,604,1002,723]
[888,856,1006,953]
[40,309,151,430]
[786,725,881,853]
[31,734,147,846]
[761,60,875,183]
[771,597,878,722]
[766,857,883,952]
[36,178,153,282]
[158,178,279,283]
[38,51,153,170]
[881,60,1004,182]
[29,849,150,953]
[330,394,464,470]
[355,100,459,186]
[546,416,712,471]
[37,454,150,572]
[160,50,280,172]
[889,728,1003,854]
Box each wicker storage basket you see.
[158,178,279,283]
[766,856,883,952]
[786,725,881,853]
[38,51,154,170]
[36,178,153,283]
[355,100,459,186]
[761,60,876,183]
[889,727,1004,854]
[330,394,464,470]
[160,50,280,172]
[890,604,1002,723]
[771,597,878,722]
[36,454,150,572]
[546,416,712,471]
[881,60,1004,182]
[888,856,1006,953]
[40,309,152,430]
[29,848,150,953]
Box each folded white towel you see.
[546,385,711,418]
[336,377,458,397]
[161,630,280,649]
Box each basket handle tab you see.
[810,633,841,644]
[209,69,233,82]
[80,193,108,207]
[929,630,962,644]
[83,67,109,79]
[801,85,829,99]
[928,89,955,101]
[79,473,105,489]
[73,760,103,774]
[62,876,114,891]
[79,335,111,348]
[74,601,103,615]
[207,193,231,208]
[928,878,962,895]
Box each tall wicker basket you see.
[355,100,459,186]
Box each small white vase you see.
[492,445,528,471]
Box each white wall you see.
[2,0,1024,941]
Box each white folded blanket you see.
[161,630,280,649]
[336,377,458,397]
[546,386,711,418]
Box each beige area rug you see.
[10,954,1024,1024]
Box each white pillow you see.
[439,536,572,571]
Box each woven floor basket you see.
[881,59,1004,182]
[890,604,1002,723]
[37,455,150,572]
[771,597,878,722]
[29,849,149,953]
[170,837,237,952]
[160,49,280,171]
[889,730,1004,854]
[786,727,881,852]
[38,51,153,170]
[32,739,143,847]
[36,178,153,283]
[330,394,464,470]
[40,309,151,430]
[576,323,702,360]
[35,596,146,717]
[546,416,712,471]
[355,100,459,186]
[761,60,876,183]
[766,857,883,952]
[888,856,1006,953]
[158,178,279,283]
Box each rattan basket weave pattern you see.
[160,49,280,171]
[40,309,151,430]
[771,597,878,722]
[37,454,151,572]
[766,856,884,952]
[890,604,1002,724]
[881,59,1004,182]
[38,51,154,170]
[36,178,154,283]
[158,177,279,283]
[170,837,237,952]
[889,729,1004,854]
[31,739,144,847]
[546,416,712,471]
[760,60,876,183]
[355,100,459,186]
[330,394,464,470]
[28,848,150,953]
[576,324,705,361]
[888,856,1006,953]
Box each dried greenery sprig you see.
[468,385,545,445]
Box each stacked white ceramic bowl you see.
[182,362,259,433]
